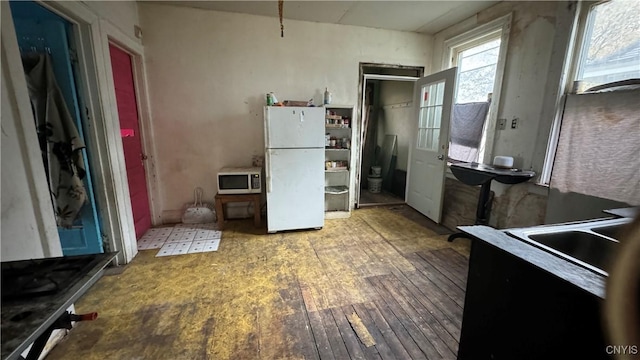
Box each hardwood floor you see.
[299,247,467,360]
[46,206,470,360]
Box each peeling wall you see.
[492,182,547,228]
[442,178,548,231]
[435,1,576,229]
[139,4,432,223]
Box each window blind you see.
[550,88,640,204]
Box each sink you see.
[590,224,626,240]
[528,231,616,274]
[506,217,632,276]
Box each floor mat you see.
[136,223,221,257]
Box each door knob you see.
[437,154,445,160]
[141,153,148,161]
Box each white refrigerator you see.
[264,106,325,233]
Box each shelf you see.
[325,124,350,129]
[325,185,349,195]
[324,104,354,218]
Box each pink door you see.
[109,44,151,239]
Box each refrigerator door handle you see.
[265,115,271,148]
[266,151,272,193]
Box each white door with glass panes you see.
[407,68,457,223]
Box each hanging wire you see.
[278,0,284,38]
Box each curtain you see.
[21,53,87,227]
[449,102,490,162]
[550,88,640,204]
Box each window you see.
[541,0,640,185]
[455,38,502,103]
[574,0,640,90]
[417,81,445,150]
[449,37,501,162]
[443,14,511,164]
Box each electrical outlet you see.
[511,118,519,129]
[498,118,507,130]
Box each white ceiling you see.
[154,1,500,35]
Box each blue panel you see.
[11,1,104,255]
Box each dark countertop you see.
[458,226,605,299]
[450,162,535,185]
[1,252,118,360]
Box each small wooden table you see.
[214,193,262,230]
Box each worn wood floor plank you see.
[348,233,398,278]
[433,248,469,272]
[301,284,336,360]
[331,244,380,305]
[319,309,351,360]
[418,251,467,290]
[307,310,335,360]
[289,281,322,360]
[380,274,458,358]
[393,270,462,340]
[369,278,440,359]
[363,302,415,360]
[330,306,369,360]
[429,252,468,284]
[342,305,382,360]
[406,253,466,308]
[351,303,398,360]
[404,254,464,324]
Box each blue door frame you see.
[10,1,104,255]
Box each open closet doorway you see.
[356,64,423,208]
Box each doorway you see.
[356,64,423,208]
[108,43,152,240]
[10,0,103,255]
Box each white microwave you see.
[217,167,262,194]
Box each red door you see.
[109,44,151,239]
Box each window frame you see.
[442,13,512,165]
[539,1,602,185]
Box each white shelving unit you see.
[324,105,356,219]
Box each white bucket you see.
[371,166,382,177]
[368,177,383,193]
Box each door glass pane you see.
[420,86,429,107]
[426,107,434,127]
[417,80,445,151]
[434,106,442,127]
[419,108,427,128]
[436,82,445,105]
[428,86,436,106]
[417,129,426,148]
[426,129,433,149]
